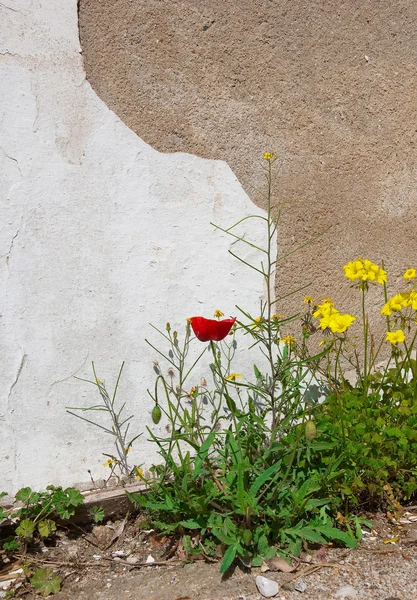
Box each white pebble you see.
[335,585,357,598]
[255,575,279,598]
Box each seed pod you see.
[151,405,162,425]
[305,420,317,441]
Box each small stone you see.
[126,556,138,564]
[294,578,307,593]
[146,554,155,563]
[335,585,357,598]
[112,550,126,557]
[255,575,279,598]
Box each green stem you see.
[361,286,369,398]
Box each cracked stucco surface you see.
[0,0,269,496]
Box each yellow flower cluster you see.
[213,309,224,318]
[381,291,417,316]
[343,258,387,284]
[313,299,356,334]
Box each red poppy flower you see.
[189,316,236,342]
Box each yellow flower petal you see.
[385,330,405,345]
[226,373,242,381]
[403,268,416,280]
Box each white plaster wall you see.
[0,0,271,497]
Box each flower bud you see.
[305,420,317,441]
[151,405,162,424]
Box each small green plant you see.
[68,362,142,481]
[2,486,83,550]
[30,568,61,597]
[89,504,105,523]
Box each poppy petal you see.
[189,316,236,342]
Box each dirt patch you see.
[3,513,417,599]
[79,0,417,333]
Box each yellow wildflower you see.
[343,258,387,284]
[381,294,407,316]
[263,152,271,160]
[343,260,365,281]
[362,260,387,284]
[272,313,284,319]
[281,335,296,345]
[213,309,224,318]
[252,316,262,329]
[125,446,130,455]
[103,459,114,468]
[134,467,144,480]
[403,291,417,310]
[313,302,339,319]
[226,373,242,381]
[327,313,356,333]
[386,330,405,345]
[190,386,198,395]
[303,296,313,304]
[403,268,416,280]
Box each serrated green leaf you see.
[16,518,35,540]
[15,487,32,503]
[38,519,57,538]
[180,518,205,529]
[64,488,84,507]
[89,505,105,523]
[30,568,61,597]
[3,536,19,551]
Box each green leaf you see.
[64,488,84,507]
[316,525,357,548]
[192,432,216,480]
[16,518,35,540]
[30,568,62,597]
[89,505,105,523]
[0,507,8,521]
[249,460,282,496]
[179,518,206,529]
[386,427,402,438]
[15,487,33,504]
[3,536,19,551]
[287,527,326,544]
[38,520,57,538]
[219,544,237,574]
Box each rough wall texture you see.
[79,0,417,329]
[0,0,267,496]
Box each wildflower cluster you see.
[343,258,387,285]
[381,291,417,316]
[312,299,356,334]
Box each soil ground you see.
[2,512,417,599]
